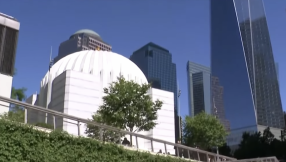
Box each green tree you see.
[0,107,25,122]
[92,76,163,145]
[233,132,263,159]
[11,87,27,101]
[11,68,26,102]
[85,113,123,143]
[234,127,286,160]
[183,112,228,150]
[218,143,232,157]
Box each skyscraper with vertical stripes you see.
[211,0,284,148]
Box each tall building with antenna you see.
[0,12,20,114]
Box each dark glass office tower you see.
[130,42,178,142]
[186,61,211,117]
[211,0,285,136]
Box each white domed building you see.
[26,50,175,153]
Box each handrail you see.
[230,156,279,162]
[0,95,236,161]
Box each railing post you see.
[135,136,139,149]
[176,146,179,157]
[207,154,210,162]
[197,151,200,161]
[77,121,80,136]
[100,128,103,141]
[24,108,27,123]
[164,143,167,154]
[187,150,190,159]
[151,139,154,152]
[53,116,56,130]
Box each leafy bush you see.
[34,122,54,129]
[0,119,187,162]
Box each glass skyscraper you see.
[186,61,211,117]
[130,42,178,142]
[211,0,285,144]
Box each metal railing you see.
[230,157,279,162]
[0,95,236,162]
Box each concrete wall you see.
[0,74,12,114]
[146,88,175,154]
[47,70,102,135]
[26,94,39,124]
[0,14,20,30]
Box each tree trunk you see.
[129,127,133,146]
[130,134,132,146]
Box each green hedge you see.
[0,119,187,162]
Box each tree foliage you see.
[35,122,54,129]
[0,106,25,122]
[218,143,232,157]
[183,112,228,150]
[85,113,123,143]
[234,127,286,160]
[11,68,26,102]
[0,119,187,162]
[89,76,163,145]
[11,87,27,101]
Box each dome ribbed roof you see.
[41,50,148,87]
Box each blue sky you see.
[1,0,286,118]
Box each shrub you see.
[0,119,187,162]
[34,122,53,129]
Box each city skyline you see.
[1,0,286,120]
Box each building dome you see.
[41,50,148,87]
[72,29,101,38]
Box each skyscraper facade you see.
[211,0,285,145]
[186,61,211,117]
[275,62,279,84]
[54,29,111,63]
[130,42,178,142]
[212,76,230,132]
[0,13,19,76]
[0,12,20,114]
